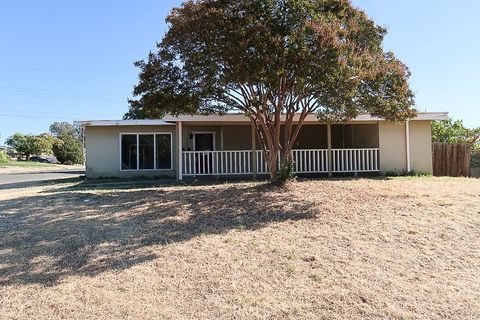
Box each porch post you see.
[251,122,257,179]
[327,123,332,177]
[177,121,183,181]
[220,125,224,150]
[405,120,411,172]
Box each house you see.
[75,112,448,180]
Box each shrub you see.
[52,135,84,164]
[384,169,431,177]
[471,151,480,168]
[277,158,295,185]
[0,151,9,164]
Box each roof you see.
[74,112,449,127]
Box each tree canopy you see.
[432,118,480,146]
[49,122,84,164]
[52,134,84,164]
[49,122,82,141]
[6,133,56,160]
[126,0,416,181]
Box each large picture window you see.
[121,134,137,170]
[120,133,172,171]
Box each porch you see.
[178,123,380,177]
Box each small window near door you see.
[121,134,137,170]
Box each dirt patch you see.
[0,177,479,319]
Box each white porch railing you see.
[291,149,329,173]
[331,148,379,172]
[182,148,379,176]
[255,150,280,174]
[183,150,253,176]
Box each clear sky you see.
[1,0,479,144]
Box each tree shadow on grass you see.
[0,183,317,286]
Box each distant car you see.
[29,156,59,164]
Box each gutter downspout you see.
[178,121,183,180]
[406,120,411,172]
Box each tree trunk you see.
[267,149,278,181]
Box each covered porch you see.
[178,122,380,178]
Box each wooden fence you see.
[433,143,471,177]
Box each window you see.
[156,134,172,169]
[121,134,137,170]
[120,133,172,171]
[139,135,154,170]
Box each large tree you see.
[49,122,82,141]
[126,0,416,181]
[6,133,56,160]
[432,118,480,146]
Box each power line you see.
[0,114,120,120]
[0,86,131,103]
[0,86,127,98]
[0,107,123,117]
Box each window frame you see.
[119,132,173,172]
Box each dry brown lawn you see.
[0,177,479,319]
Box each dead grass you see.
[0,177,479,319]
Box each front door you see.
[194,133,214,151]
[194,133,214,174]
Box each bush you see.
[52,135,84,164]
[384,169,430,177]
[277,158,295,185]
[0,151,9,164]
[471,151,480,168]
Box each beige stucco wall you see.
[85,125,176,179]
[84,120,433,179]
[409,121,433,173]
[379,122,406,173]
[378,121,433,174]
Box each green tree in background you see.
[49,122,82,141]
[126,0,416,182]
[52,135,84,164]
[432,118,480,146]
[432,118,480,168]
[6,133,56,160]
[49,122,84,164]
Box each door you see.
[194,133,214,151]
[194,133,214,174]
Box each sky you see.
[0,0,479,144]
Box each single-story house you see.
[75,112,448,180]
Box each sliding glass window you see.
[156,134,172,169]
[139,135,155,170]
[120,133,172,171]
[121,134,137,170]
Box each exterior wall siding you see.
[410,121,433,173]
[84,120,433,179]
[85,125,176,179]
[378,121,433,174]
[379,122,407,173]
